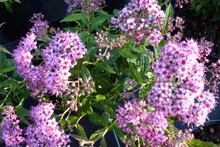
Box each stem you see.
[59,107,70,122]
[0,73,23,84]
[0,90,11,107]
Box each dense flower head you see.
[26,102,70,147]
[1,106,24,147]
[149,39,217,126]
[1,103,70,147]
[111,0,165,45]
[64,0,105,13]
[12,14,87,97]
[116,100,169,146]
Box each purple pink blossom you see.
[64,0,105,13]
[116,100,169,146]
[1,106,24,147]
[111,0,165,45]
[1,103,70,147]
[149,39,217,126]
[12,13,87,97]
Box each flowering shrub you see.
[1,103,70,146]
[1,0,220,146]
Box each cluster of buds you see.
[111,0,165,45]
[95,30,126,60]
[64,0,105,13]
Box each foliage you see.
[0,0,220,146]
[190,0,220,21]
[0,0,21,13]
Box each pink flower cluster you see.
[149,39,217,126]
[1,103,70,147]
[26,102,70,146]
[29,13,49,37]
[64,0,105,13]
[110,0,165,45]
[116,100,169,146]
[1,106,24,147]
[94,30,126,60]
[12,14,87,97]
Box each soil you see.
[175,3,220,56]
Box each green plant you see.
[0,0,21,13]
[190,0,220,21]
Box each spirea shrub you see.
[1,0,220,146]
[1,103,70,147]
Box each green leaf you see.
[90,13,112,31]
[102,112,109,128]
[89,128,107,141]
[15,107,29,118]
[96,94,106,101]
[100,137,107,147]
[15,0,21,3]
[89,112,102,125]
[71,134,87,142]
[60,13,86,22]
[4,2,13,13]
[76,123,87,139]
[0,50,8,71]
[21,89,30,99]
[0,22,6,28]
[119,47,136,59]
[79,65,91,80]
[96,62,116,74]
[79,31,88,43]
[113,9,120,17]
[187,139,220,147]
[79,97,93,116]
[9,80,19,93]
[113,122,124,138]
[102,50,120,66]
[162,3,174,32]
[130,64,143,84]
[110,78,126,93]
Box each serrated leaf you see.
[15,107,29,118]
[14,0,21,3]
[100,137,107,147]
[102,112,109,128]
[96,94,106,101]
[88,112,102,125]
[113,9,120,17]
[187,139,220,147]
[60,13,86,22]
[79,65,91,80]
[71,134,87,142]
[21,119,29,125]
[130,64,143,84]
[0,50,8,71]
[90,13,111,31]
[162,3,174,32]
[76,123,87,139]
[4,2,13,13]
[79,31,88,43]
[9,80,19,93]
[119,47,136,59]
[113,122,124,138]
[110,78,126,93]
[21,89,30,99]
[96,62,116,74]
[89,128,107,141]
